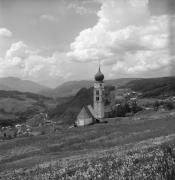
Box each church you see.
[75,66,105,127]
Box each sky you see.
[0,0,175,88]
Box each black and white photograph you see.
[0,0,175,179]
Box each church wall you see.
[76,118,93,126]
[93,82,105,119]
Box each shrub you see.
[164,101,174,110]
[153,100,174,111]
[110,103,131,117]
[153,100,160,111]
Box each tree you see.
[164,101,174,110]
[154,100,160,111]
[110,102,131,117]
[130,101,142,114]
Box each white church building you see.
[75,66,105,127]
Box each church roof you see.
[87,105,95,117]
[95,66,104,82]
[77,105,94,119]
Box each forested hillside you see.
[49,87,93,125]
[122,77,175,97]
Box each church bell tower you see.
[94,66,105,120]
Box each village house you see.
[0,126,17,140]
[15,124,31,136]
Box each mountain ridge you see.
[41,78,139,97]
[0,77,50,94]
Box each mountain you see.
[41,78,138,97]
[40,80,92,97]
[122,77,175,97]
[0,77,138,97]
[0,77,50,94]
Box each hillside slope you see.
[0,77,50,94]
[122,77,175,97]
[41,80,92,97]
[0,90,56,126]
[0,110,175,175]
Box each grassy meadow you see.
[2,134,175,179]
[0,110,175,179]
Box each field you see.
[0,110,175,179]
[0,90,71,127]
[2,134,175,179]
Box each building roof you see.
[95,66,104,82]
[87,105,95,117]
[77,105,94,120]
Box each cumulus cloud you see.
[0,41,71,84]
[6,41,30,60]
[112,50,170,74]
[67,0,170,75]
[0,28,12,37]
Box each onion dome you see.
[95,66,104,82]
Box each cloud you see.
[0,41,71,84]
[111,50,170,74]
[67,0,170,75]
[68,1,97,15]
[0,28,12,37]
[6,41,30,60]
[39,14,58,22]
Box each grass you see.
[1,134,175,179]
[0,110,175,178]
